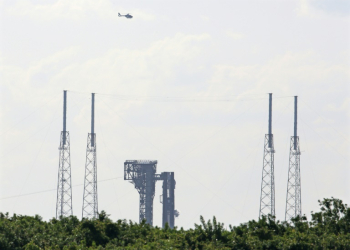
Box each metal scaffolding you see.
[285,96,302,220]
[56,90,73,218]
[124,160,158,225]
[124,160,178,227]
[82,93,98,219]
[259,93,276,218]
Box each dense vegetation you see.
[0,198,349,249]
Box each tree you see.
[311,197,350,234]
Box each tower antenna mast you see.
[285,96,302,220]
[82,93,98,218]
[56,90,73,218]
[259,93,276,218]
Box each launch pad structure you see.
[52,90,306,225]
[124,160,176,228]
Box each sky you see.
[0,0,349,229]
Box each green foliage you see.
[311,197,350,234]
[0,199,349,249]
[24,241,41,250]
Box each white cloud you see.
[326,98,350,114]
[1,46,81,105]
[226,31,244,40]
[1,33,211,111]
[297,0,311,17]
[53,33,210,94]
[297,0,350,17]
[200,15,210,21]
[207,51,349,97]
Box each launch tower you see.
[124,161,177,227]
[124,160,158,225]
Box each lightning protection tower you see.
[56,90,73,218]
[82,93,98,219]
[285,96,302,220]
[160,172,176,228]
[124,160,159,226]
[259,93,276,218]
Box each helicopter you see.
[118,13,133,19]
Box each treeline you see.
[0,198,349,250]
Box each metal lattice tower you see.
[285,96,302,220]
[160,172,176,228]
[124,160,159,225]
[259,93,276,218]
[82,93,98,219]
[56,90,73,218]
